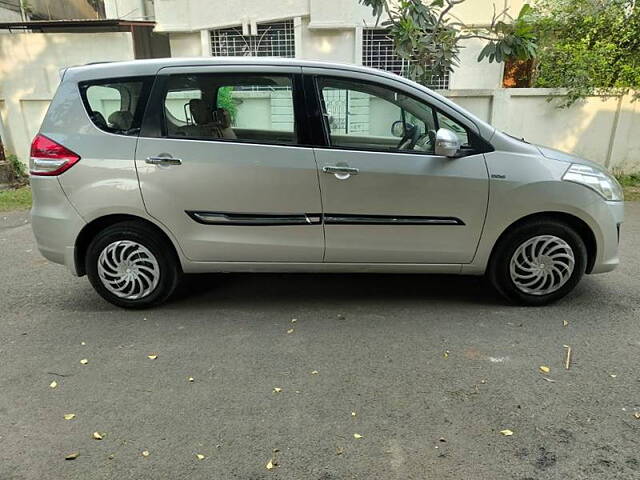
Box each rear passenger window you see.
[162,74,296,145]
[80,77,152,135]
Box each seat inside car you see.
[179,99,235,139]
[108,110,134,132]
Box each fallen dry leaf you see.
[311,370,319,375]
[64,413,76,420]
[563,320,569,327]
[273,387,282,393]
[196,453,205,460]
[539,366,550,374]
[147,354,158,360]
[443,350,450,358]
[65,452,79,460]
[634,412,640,419]
[336,447,344,455]
[141,450,150,457]
[92,432,103,440]
[287,329,294,334]
[188,377,194,382]
[49,381,58,388]
[108,454,115,460]
[351,411,356,417]
[80,359,88,365]
[353,433,363,439]
[499,429,514,436]
[610,374,617,378]
[291,318,297,323]
[266,458,278,470]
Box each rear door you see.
[135,65,324,262]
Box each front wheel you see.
[488,219,588,306]
[86,221,180,309]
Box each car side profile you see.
[30,58,624,308]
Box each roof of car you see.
[64,56,404,83]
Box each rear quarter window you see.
[79,77,153,136]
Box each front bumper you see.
[589,200,624,274]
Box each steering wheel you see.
[397,123,421,151]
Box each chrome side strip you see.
[187,211,463,226]
[187,211,322,226]
[323,214,464,226]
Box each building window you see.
[362,28,450,90]
[211,20,295,57]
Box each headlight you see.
[562,164,624,201]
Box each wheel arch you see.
[74,214,182,276]
[488,211,597,274]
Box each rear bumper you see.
[30,177,85,275]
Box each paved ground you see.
[1,205,639,480]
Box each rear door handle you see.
[322,165,359,179]
[145,156,182,166]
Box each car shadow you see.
[168,272,506,309]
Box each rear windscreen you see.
[79,77,153,136]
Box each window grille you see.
[362,28,450,89]
[211,20,295,58]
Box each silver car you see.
[30,58,624,308]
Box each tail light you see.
[30,134,80,176]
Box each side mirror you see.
[434,128,461,157]
[391,120,404,138]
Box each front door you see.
[308,72,489,264]
[135,66,323,262]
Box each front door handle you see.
[146,156,182,166]
[322,165,359,180]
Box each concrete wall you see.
[104,0,154,20]
[445,89,640,173]
[168,32,202,57]
[0,4,23,22]
[0,32,135,163]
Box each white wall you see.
[445,89,640,172]
[154,0,310,31]
[169,32,202,57]
[449,38,504,89]
[0,32,135,162]
[300,18,356,63]
[104,0,149,20]
[153,0,525,31]
[0,6,22,22]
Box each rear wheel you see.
[488,219,588,306]
[86,221,180,308]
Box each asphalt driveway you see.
[1,204,639,479]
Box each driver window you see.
[317,77,437,153]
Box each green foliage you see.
[217,87,238,123]
[533,0,640,106]
[6,154,27,181]
[477,4,538,63]
[614,172,640,201]
[359,0,538,88]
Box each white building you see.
[105,0,528,90]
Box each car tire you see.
[85,221,181,309]
[488,219,588,306]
